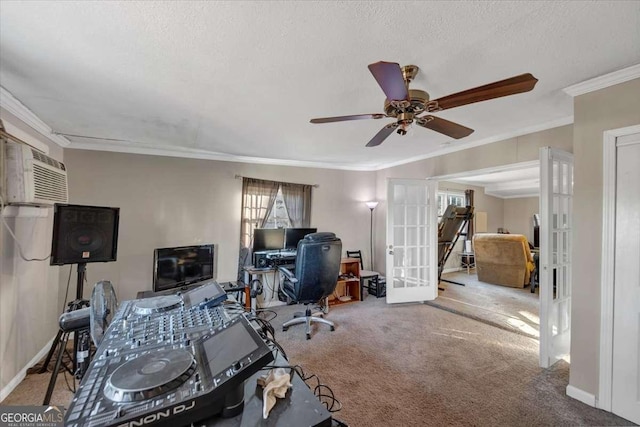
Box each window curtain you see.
[240,178,279,250]
[281,182,312,228]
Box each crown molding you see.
[0,86,70,147]
[563,63,640,97]
[66,115,573,172]
[66,139,374,171]
[433,160,539,182]
[484,191,540,200]
[373,115,574,171]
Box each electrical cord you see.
[255,308,277,322]
[292,365,342,413]
[0,194,52,261]
[250,311,342,414]
[260,363,342,413]
[221,298,342,414]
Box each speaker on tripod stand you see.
[40,204,120,405]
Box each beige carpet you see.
[2,293,634,426]
[431,271,540,338]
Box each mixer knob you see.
[232,361,243,373]
[195,382,201,392]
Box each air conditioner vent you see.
[32,164,68,202]
[5,141,69,206]
[31,148,65,170]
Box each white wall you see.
[0,109,63,399]
[570,78,640,396]
[503,197,539,243]
[62,150,377,302]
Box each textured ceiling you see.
[1,1,639,170]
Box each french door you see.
[539,147,573,368]
[385,179,438,304]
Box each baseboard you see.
[0,335,55,403]
[566,384,596,407]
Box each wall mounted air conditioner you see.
[4,141,68,206]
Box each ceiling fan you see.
[310,61,538,147]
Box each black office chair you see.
[345,250,386,298]
[278,232,342,339]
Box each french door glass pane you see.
[394,226,405,246]
[394,184,405,203]
[407,206,418,225]
[393,248,405,267]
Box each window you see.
[437,190,466,217]
[240,178,312,250]
[262,188,291,229]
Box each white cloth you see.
[257,368,292,419]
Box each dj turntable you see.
[132,294,183,315]
[64,282,274,427]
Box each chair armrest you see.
[278,266,298,283]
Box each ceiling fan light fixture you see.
[309,61,538,148]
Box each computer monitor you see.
[252,228,285,253]
[284,228,318,250]
[153,244,214,292]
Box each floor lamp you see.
[366,201,379,270]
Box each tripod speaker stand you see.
[41,262,92,405]
[41,203,120,404]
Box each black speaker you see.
[253,251,269,268]
[50,204,120,265]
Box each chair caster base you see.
[330,326,335,331]
[282,327,288,332]
[306,333,311,340]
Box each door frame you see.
[598,124,640,411]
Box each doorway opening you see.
[430,161,542,339]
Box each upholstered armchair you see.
[472,233,535,288]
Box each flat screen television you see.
[252,228,285,253]
[153,244,214,292]
[284,228,317,250]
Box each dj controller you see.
[64,281,274,427]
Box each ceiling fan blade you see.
[310,113,385,124]
[430,73,538,111]
[366,123,398,147]
[416,116,474,139]
[368,61,409,101]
